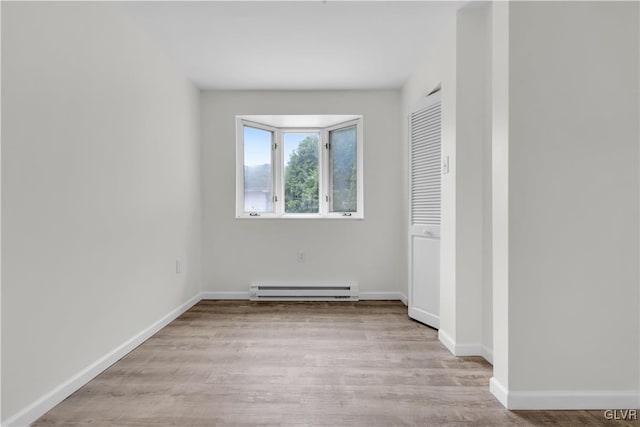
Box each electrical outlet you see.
[176,259,183,274]
[297,251,305,263]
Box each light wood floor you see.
[34,301,628,426]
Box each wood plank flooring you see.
[34,301,629,426]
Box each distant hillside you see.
[244,164,271,191]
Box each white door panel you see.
[410,236,440,328]
[410,224,440,239]
[408,92,441,329]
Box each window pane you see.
[330,126,357,212]
[284,133,319,213]
[243,126,273,212]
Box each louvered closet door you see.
[408,93,441,329]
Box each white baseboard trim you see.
[359,292,407,305]
[399,293,408,306]
[438,330,482,356]
[438,330,493,364]
[408,307,439,328]
[508,390,640,410]
[200,291,250,300]
[490,377,509,408]
[482,345,493,365]
[451,342,483,356]
[490,377,639,409]
[2,294,201,427]
[438,329,456,355]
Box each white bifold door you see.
[408,92,441,329]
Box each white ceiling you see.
[121,1,462,90]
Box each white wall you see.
[490,0,510,399]
[402,2,493,362]
[0,3,3,420]
[201,91,404,296]
[492,0,639,408]
[454,2,493,358]
[401,12,458,339]
[480,5,494,362]
[1,2,201,423]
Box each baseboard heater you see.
[249,284,359,301]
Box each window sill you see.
[236,213,364,220]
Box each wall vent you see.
[249,284,359,301]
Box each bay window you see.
[236,115,363,219]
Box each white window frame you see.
[325,120,364,219]
[279,129,323,219]
[236,115,364,219]
[235,119,278,218]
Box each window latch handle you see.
[341,212,352,217]
[249,212,260,217]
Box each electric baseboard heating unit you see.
[249,284,359,301]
